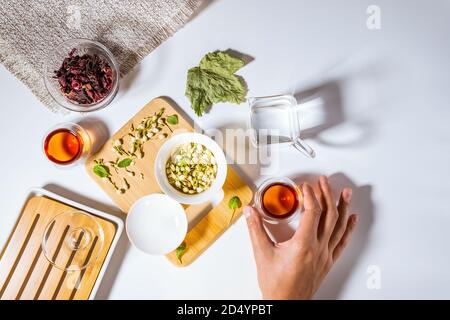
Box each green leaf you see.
[117,158,133,168]
[228,196,243,225]
[176,242,187,264]
[185,51,248,117]
[167,114,179,125]
[186,67,246,116]
[93,164,110,178]
[185,67,212,116]
[228,196,242,211]
[199,51,245,74]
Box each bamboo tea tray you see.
[86,97,253,266]
[0,188,123,300]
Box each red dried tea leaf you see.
[54,48,114,105]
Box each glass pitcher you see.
[248,94,316,158]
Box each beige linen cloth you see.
[0,0,201,112]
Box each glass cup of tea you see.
[254,177,303,224]
[248,94,316,158]
[43,122,92,167]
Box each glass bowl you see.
[42,211,105,271]
[43,39,120,113]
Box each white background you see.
[1,0,450,299]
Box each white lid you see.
[126,194,187,255]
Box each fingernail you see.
[243,206,252,219]
[353,214,359,225]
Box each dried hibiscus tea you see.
[54,48,114,105]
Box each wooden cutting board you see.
[0,195,116,300]
[86,97,253,266]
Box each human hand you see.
[244,176,358,300]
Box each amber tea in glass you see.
[255,177,303,223]
[43,123,91,166]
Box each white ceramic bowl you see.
[154,133,227,205]
[126,194,187,255]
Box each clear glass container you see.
[42,211,105,272]
[44,39,120,113]
[42,122,92,167]
[248,94,316,158]
[254,177,303,224]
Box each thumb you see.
[244,206,274,259]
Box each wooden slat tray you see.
[86,97,253,266]
[0,188,123,300]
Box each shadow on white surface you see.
[74,117,110,155]
[262,172,374,299]
[295,81,375,148]
[213,121,262,191]
[118,62,141,95]
[42,183,130,300]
